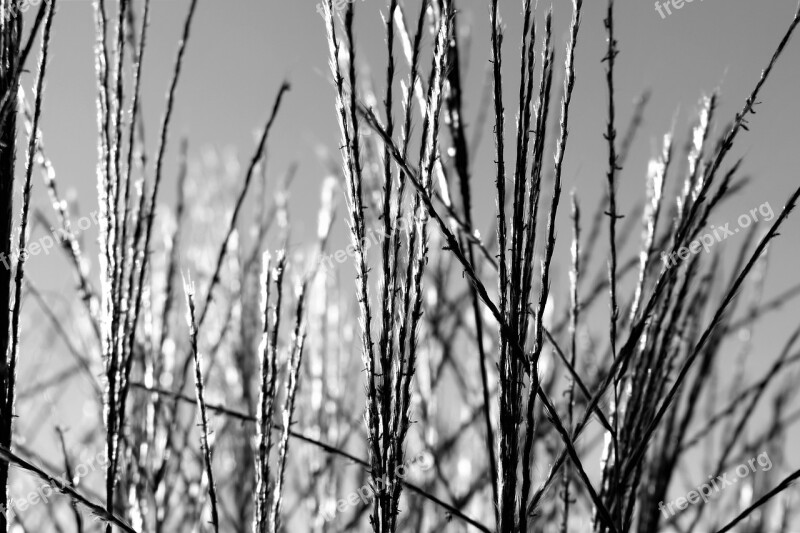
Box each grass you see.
[1,0,800,532]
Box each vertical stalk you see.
[0,1,19,527]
